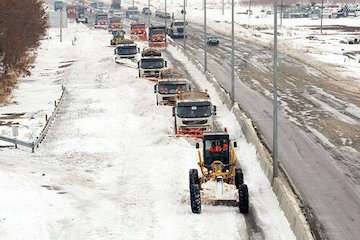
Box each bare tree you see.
[0,0,48,82]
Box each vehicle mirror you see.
[165,61,168,67]
[154,84,157,93]
[137,61,140,68]
[233,141,237,148]
[213,105,217,115]
[114,48,116,55]
[196,143,200,149]
[172,107,175,117]
[138,47,140,53]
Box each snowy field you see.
[0,21,296,239]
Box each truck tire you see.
[190,183,201,214]
[174,119,177,135]
[189,169,199,187]
[238,184,249,214]
[235,168,244,188]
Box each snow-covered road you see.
[0,23,294,240]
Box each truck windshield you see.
[174,22,184,26]
[141,58,164,69]
[117,46,137,55]
[177,102,212,118]
[150,29,165,35]
[158,83,187,94]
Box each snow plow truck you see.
[130,23,147,41]
[154,68,191,106]
[148,25,166,48]
[114,39,139,62]
[189,130,249,214]
[138,48,167,78]
[172,91,216,138]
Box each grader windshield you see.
[203,134,230,169]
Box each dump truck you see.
[153,68,191,105]
[172,91,216,138]
[168,20,186,39]
[108,16,122,32]
[138,48,167,78]
[110,30,126,45]
[130,23,147,41]
[126,6,140,20]
[114,40,139,62]
[148,25,166,48]
[94,13,108,29]
[189,131,249,214]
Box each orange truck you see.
[148,25,166,48]
[130,23,147,41]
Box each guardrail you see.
[0,85,66,153]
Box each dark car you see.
[207,36,220,46]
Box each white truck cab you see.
[154,79,191,105]
[168,20,186,38]
[114,43,140,62]
[173,91,216,137]
[138,48,167,78]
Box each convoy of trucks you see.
[51,0,248,216]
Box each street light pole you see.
[280,0,283,27]
[148,0,151,27]
[272,0,279,181]
[183,0,186,50]
[222,0,224,15]
[132,0,134,8]
[165,0,167,30]
[60,8,63,43]
[204,0,207,72]
[231,0,235,104]
[320,0,324,34]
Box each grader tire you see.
[238,184,249,214]
[235,168,244,188]
[190,184,201,214]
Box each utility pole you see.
[320,0,324,34]
[231,0,235,103]
[222,0,224,15]
[60,8,63,43]
[247,0,252,29]
[132,0,134,8]
[148,0,151,27]
[272,0,279,181]
[204,0,207,72]
[165,0,168,44]
[280,0,283,27]
[183,0,186,50]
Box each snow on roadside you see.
[0,27,77,144]
[166,43,296,240]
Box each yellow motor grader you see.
[189,130,249,214]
